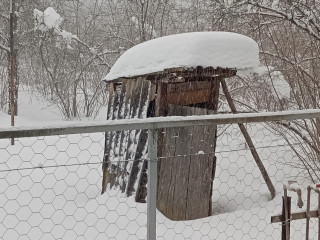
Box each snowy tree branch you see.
[0,43,9,53]
[0,13,9,20]
[260,51,318,85]
[247,0,320,42]
[72,37,113,68]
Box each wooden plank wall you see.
[157,105,218,220]
[102,78,152,195]
[102,77,220,221]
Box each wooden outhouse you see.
[101,32,272,221]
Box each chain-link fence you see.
[1,110,320,239]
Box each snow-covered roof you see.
[105,32,259,81]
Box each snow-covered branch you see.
[107,28,135,46]
[260,51,317,85]
[0,43,9,53]
[0,13,9,21]
[247,0,320,41]
[34,7,78,49]
[33,7,115,68]
[72,37,113,68]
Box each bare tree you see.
[218,0,320,181]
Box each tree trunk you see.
[8,0,18,116]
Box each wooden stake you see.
[318,190,320,240]
[306,186,311,240]
[220,78,276,198]
[282,186,291,240]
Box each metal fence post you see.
[147,127,157,240]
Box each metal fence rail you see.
[1,109,320,240]
[1,109,320,138]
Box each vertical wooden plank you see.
[134,160,148,203]
[126,78,151,197]
[118,80,135,192]
[112,81,127,163]
[155,82,170,215]
[282,186,291,240]
[156,105,181,217]
[102,83,122,191]
[208,78,220,111]
[165,106,190,220]
[103,78,152,195]
[101,83,116,194]
[318,191,320,240]
[103,83,116,164]
[306,186,311,240]
[156,104,218,220]
[186,153,214,220]
[164,105,181,216]
[155,83,167,117]
[128,79,152,199]
[185,107,214,220]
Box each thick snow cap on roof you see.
[105,32,259,81]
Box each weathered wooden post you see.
[318,188,320,240]
[282,185,291,240]
[306,186,311,240]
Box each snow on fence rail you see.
[1,109,320,138]
[1,110,320,240]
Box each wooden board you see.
[271,210,320,223]
[102,78,151,195]
[156,105,218,220]
[167,89,211,105]
[167,81,211,93]
[166,79,220,106]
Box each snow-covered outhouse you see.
[102,32,260,220]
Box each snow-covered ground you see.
[0,88,107,127]
[0,89,318,239]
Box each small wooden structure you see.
[102,66,237,220]
[102,32,275,221]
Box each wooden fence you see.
[271,184,320,240]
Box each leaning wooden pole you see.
[220,78,276,199]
